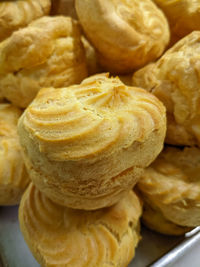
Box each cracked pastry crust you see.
[0,0,51,42]
[18,73,166,210]
[75,0,170,74]
[153,0,200,44]
[0,16,88,108]
[51,0,77,18]
[0,103,30,205]
[132,31,200,146]
[137,146,200,228]
[19,183,142,267]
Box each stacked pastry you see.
[133,31,200,235]
[18,72,166,266]
[0,103,30,205]
[3,0,199,265]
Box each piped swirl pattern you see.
[0,104,29,205]
[0,0,51,41]
[18,73,166,209]
[19,183,142,267]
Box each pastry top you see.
[51,0,77,18]
[0,16,82,73]
[19,184,142,267]
[133,31,200,146]
[0,16,88,107]
[0,103,30,205]
[137,146,200,227]
[0,0,51,41]
[75,0,170,73]
[153,0,200,43]
[19,73,166,162]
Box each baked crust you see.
[18,73,166,210]
[75,0,170,74]
[19,183,142,267]
[142,202,192,236]
[0,103,29,205]
[0,16,88,108]
[133,31,200,146]
[137,146,200,227]
[153,0,200,44]
[0,0,51,41]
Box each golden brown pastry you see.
[18,73,166,210]
[75,0,170,74]
[153,0,200,44]
[137,146,200,228]
[0,0,51,42]
[19,183,142,267]
[0,16,88,108]
[51,0,77,18]
[142,202,192,236]
[133,31,200,146]
[0,103,30,205]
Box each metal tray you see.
[0,206,200,267]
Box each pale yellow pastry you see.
[19,183,142,267]
[0,103,30,205]
[0,0,51,41]
[133,31,200,146]
[153,0,200,44]
[137,146,200,228]
[51,0,77,18]
[18,73,166,210]
[0,16,88,108]
[75,0,170,74]
[142,202,192,236]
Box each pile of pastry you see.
[1,0,200,266]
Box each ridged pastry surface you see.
[19,183,142,267]
[18,73,166,209]
[133,31,200,146]
[153,0,200,44]
[0,0,51,41]
[0,16,88,108]
[0,103,30,205]
[142,201,192,236]
[75,0,170,73]
[137,146,200,227]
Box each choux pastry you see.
[19,183,142,267]
[75,0,170,74]
[0,0,51,41]
[18,73,166,210]
[133,31,200,146]
[153,0,200,44]
[137,146,200,228]
[0,16,88,108]
[0,103,29,205]
[142,202,192,236]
